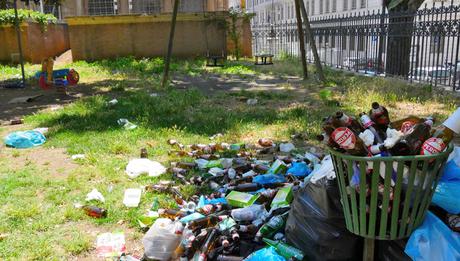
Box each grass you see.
[0,56,459,259]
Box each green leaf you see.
[388,0,406,10]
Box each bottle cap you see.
[443,108,460,134]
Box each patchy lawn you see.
[0,57,459,259]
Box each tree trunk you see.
[385,8,416,77]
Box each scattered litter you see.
[86,188,105,203]
[279,142,295,153]
[96,232,126,258]
[71,154,85,160]
[150,93,159,97]
[142,218,182,261]
[123,188,142,207]
[108,99,119,105]
[8,95,43,104]
[34,127,49,135]
[125,158,166,178]
[10,118,23,125]
[0,234,8,241]
[247,99,258,105]
[210,133,223,140]
[4,130,46,149]
[117,118,137,130]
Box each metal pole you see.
[13,0,26,87]
[161,0,180,88]
[294,0,308,79]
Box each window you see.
[319,0,323,14]
[131,0,161,14]
[179,0,202,13]
[351,0,357,9]
[360,0,366,8]
[88,0,116,15]
[343,0,348,11]
[430,36,445,53]
[358,37,365,51]
[311,0,315,15]
[326,0,330,13]
[332,0,337,12]
[350,35,356,50]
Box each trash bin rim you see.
[327,143,453,161]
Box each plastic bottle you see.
[254,214,287,241]
[262,238,305,260]
[216,255,244,261]
[231,204,266,221]
[188,215,228,230]
[143,219,182,260]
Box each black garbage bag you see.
[285,177,363,261]
[376,240,411,261]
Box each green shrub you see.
[0,9,57,29]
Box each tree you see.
[384,0,424,77]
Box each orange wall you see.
[0,23,70,64]
[66,14,228,61]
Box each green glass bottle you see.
[255,214,287,241]
[262,238,304,260]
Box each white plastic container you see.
[123,188,142,207]
[142,218,181,261]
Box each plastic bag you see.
[377,240,411,261]
[96,232,126,258]
[432,180,460,214]
[4,130,46,149]
[405,211,460,261]
[307,155,336,185]
[244,246,285,261]
[441,146,460,182]
[285,177,362,261]
[286,162,312,178]
[125,158,166,178]
[253,174,286,185]
[143,219,181,260]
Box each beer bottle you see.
[83,206,107,218]
[229,228,240,243]
[140,148,148,158]
[178,162,197,169]
[227,183,262,192]
[236,224,259,237]
[391,118,434,156]
[252,164,270,173]
[359,112,386,143]
[390,116,426,134]
[334,111,364,133]
[330,127,369,156]
[218,235,231,248]
[198,228,219,261]
[158,209,187,219]
[369,102,391,130]
[188,215,227,230]
[258,138,274,147]
[421,108,460,155]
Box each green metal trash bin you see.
[329,145,453,259]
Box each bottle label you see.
[331,127,356,150]
[401,121,416,134]
[421,137,446,155]
[360,115,374,129]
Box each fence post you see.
[13,0,26,87]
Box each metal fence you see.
[252,2,460,91]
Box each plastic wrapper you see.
[243,246,285,261]
[285,177,362,261]
[405,211,460,261]
[432,180,460,214]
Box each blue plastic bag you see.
[432,180,460,214]
[405,211,460,261]
[286,162,312,178]
[244,246,285,261]
[253,174,286,185]
[441,146,460,182]
[4,130,46,149]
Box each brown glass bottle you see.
[421,108,460,155]
[158,209,187,219]
[140,148,148,158]
[391,119,433,156]
[334,111,364,133]
[83,206,107,218]
[198,228,219,261]
[359,112,386,143]
[330,127,369,156]
[390,116,425,134]
[369,102,391,130]
[188,215,227,230]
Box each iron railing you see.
[251,2,460,91]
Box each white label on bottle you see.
[401,121,416,134]
[360,115,374,129]
[421,137,446,155]
[331,127,356,150]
